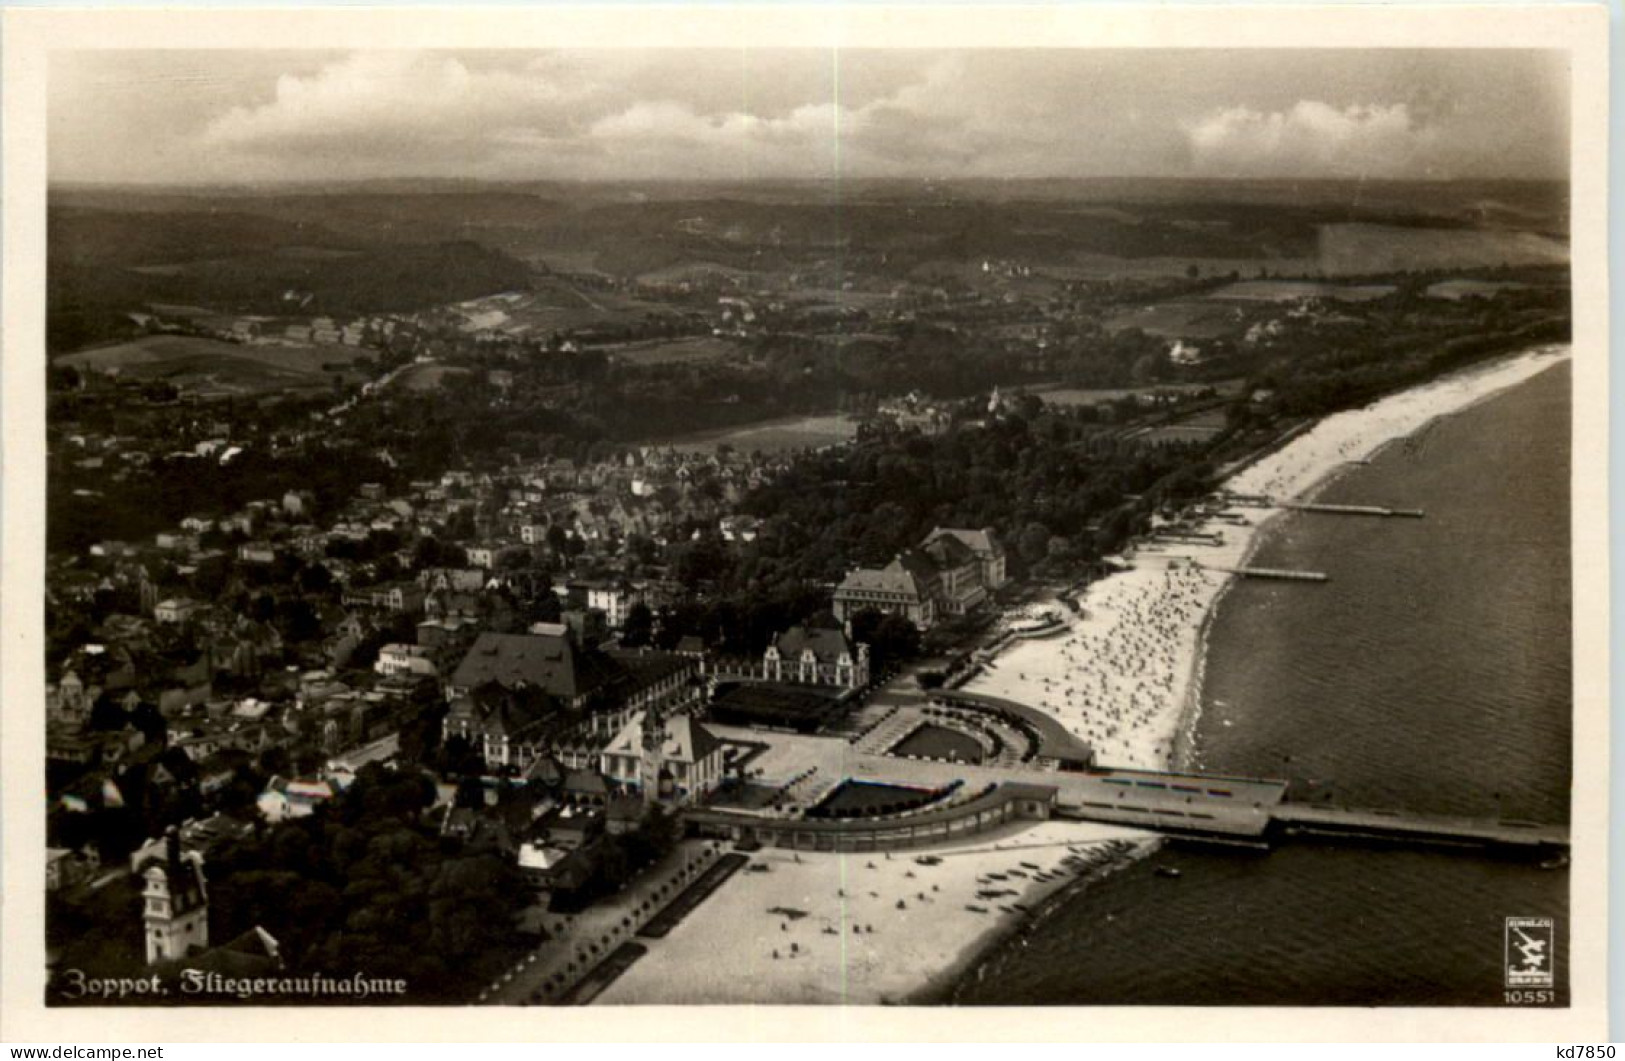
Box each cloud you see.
[1184,100,1444,179]
[201,52,597,176]
[585,100,847,179]
[197,50,971,181]
[53,50,1563,184]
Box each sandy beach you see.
[598,344,1571,1006]
[597,819,1148,1005]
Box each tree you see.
[1017,521,1053,565]
[454,776,486,810]
[621,602,654,648]
[545,525,570,556]
[528,592,563,625]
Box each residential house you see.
[375,643,440,679]
[256,777,341,823]
[585,581,641,629]
[154,598,205,625]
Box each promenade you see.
[480,839,725,1005]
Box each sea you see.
[956,358,1573,1007]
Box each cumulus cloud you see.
[1184,100,1444,179]
[197,50,976,181]
[585,100,847,179]
[50,49,1567,184]
[202,52,597,175]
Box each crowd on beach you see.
[1010,563,1216,768]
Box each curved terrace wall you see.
[686,782,1058,854]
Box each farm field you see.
[1125,404,1232,445]
[1033,380,1243,407]
[1053,254,1322,280]
[606,336,742,366]
[1426,279,1533,300]
[57,334,371,396]
[1206,280,1397,302]
[1131,423,1227,445]
[1317,222,1568,275]
[391,363,471,392]
[452,284,683,336]
[1103,300,1246,339]
[658,412,861,454]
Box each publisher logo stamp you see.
[1504,916,1555,988]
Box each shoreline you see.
[923,835,1156,1006]
[595,344,1571,1007]
[946,342,1572,998]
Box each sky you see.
[48,49,1571,185]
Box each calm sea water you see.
[958,360,1572,1007]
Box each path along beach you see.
[598,344,1572,1006]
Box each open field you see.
[636,260,757,285]
[606,336,742,366]
[1104,300,1247,338]
[1427,279,1533,300]
[57,334,371,396]
[391,363,471,392]
[1052,254,1323,280]
[1031,380,1244,407]
[1317,223,1568,276]
[1133,424,1227,445]
[658,412,861,454]
[451,284,682,336]
[1207,280,1397,302]
[1131,406,1231,444]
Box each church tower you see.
[137,567,158,617]
[639,707,668,808]
[142,827,209,964]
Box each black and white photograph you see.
[1,3,1610,1043]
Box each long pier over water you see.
[1045,766,1568,853]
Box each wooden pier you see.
[1237,567,1329,583]
[1280,501,1425,519]
[1198,562,1330,583]
[1217,492,1423,518]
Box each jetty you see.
[1196,562,1329,583]
[1217,491,1424,518]
[1235,567,1329,583]
[1280,501,1425,519]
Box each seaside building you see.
[832,554,939,629]
[921,527,1007,590]
[762,626,870,689]
[833,528,1006,630]
[600,708,725,804]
